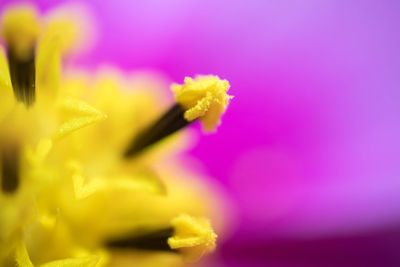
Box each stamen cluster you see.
[0,3,232,267]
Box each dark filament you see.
[1,145,20,193]
[7,48,36,106]
[106,228,175,252]
[124,103,192,157]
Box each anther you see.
[106,227,176,252]
[124,75,231,157]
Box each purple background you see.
[2,0,400,266]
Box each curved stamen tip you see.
[168,214,217,262]
[172,75,233,132]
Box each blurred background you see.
[2,0,400,266]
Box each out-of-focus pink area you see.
[2,0,400,265]
[83,0,400,236]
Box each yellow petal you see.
[108,251,182,267]
[36,3,95,100]
[15,241,34,267]
[26,138,53,166]
[172,75,232,132]
[68,161,165,200]
[0,46,14,122]
[39,256,99,267]
[42,3,96,55]
[0,46,11,90]
[35,38,61,100]
[55,99,107,139]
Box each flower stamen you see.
[1,4,40,106]
[172,75,232,132]
[105,214,217,261]
[7,47,36,106]
[124,75,232,157]
[124,103,190,157]
[106,228,175,252]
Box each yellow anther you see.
[0,4,40,59]
[168,214,217,261]
[172,75,232,132]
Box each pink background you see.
[2,1,400,266]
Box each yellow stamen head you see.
[0,5,40,59]
[172,75,232,132]
[168,214,217,261]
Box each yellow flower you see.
[0,3,232,267]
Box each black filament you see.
[1,145,20,193]
[7,48,36,106]
[124,103,192,157]
[106,228,176,252]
